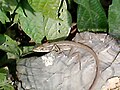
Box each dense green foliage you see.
[0,68,14,90]
[0,0,119,89]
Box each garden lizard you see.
[33,41,100,90]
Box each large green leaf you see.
[28,0,61,19]
[77,0,107,32]
[0,34,22,57]
[0,10,9,24]
[19,0,71,43]
[108,0,120,39]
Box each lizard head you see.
[33,43,51,52]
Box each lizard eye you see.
[41,47,45,50]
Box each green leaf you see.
[0,0,17,12]
[28,0,61,19]
[0,34,6,45]
[4,0,18,6]
[0,69,7,82]
[3,84,14,90]
[0,73,6,86]
[0,34,22,57]
[0,68,8,74]
[22,46,34,55]
[16,0,35,16]
[0,68,7,88]
[77,0,107,32]
[108,0,120,39]
[0,68,14,90]
[0,10,9,24]
[19,0,71,43]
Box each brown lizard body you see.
[33,41,100,90]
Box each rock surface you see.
[17,32,120,90]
